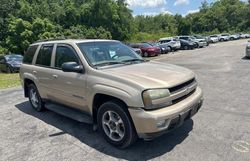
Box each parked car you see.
[218,34,230,41]
[20,39,203,148]
[179,39,196,50]
[193,35,210,46]
[209,35,219,43]
[0,54,23,73]
[229,34,240,40]
[145,42,171,54]
[130,43,161,57]
[158,37,181,51]
[246,40,250,58]
[239,33,250,39]
[176,36,207,48]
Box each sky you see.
[126,0,215,16]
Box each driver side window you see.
[55,45,79,69]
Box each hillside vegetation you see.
[0,0,250,54]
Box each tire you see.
[7,66,13,73]
[97,100,137,148]
[194,43,199,48]
[220,38,224,42]
[184,46,188,50]
[144,52,149,57]
[28,84,45,112]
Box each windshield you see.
[77,41,144,67]
[6,55,23,62]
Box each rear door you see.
[33,44,55,98]
[49,44,88,112]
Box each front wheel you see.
[6,66,13,73]
[97,100,137,148]
[28,84,45,112]
[144,52,149,57]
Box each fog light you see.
[156,120,167,128]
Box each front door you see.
[49,44,88,112]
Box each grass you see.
[0,73,21,89]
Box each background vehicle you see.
[176,36,207,48]
[209,35,219,43]
[193,35,210,46]
[246,40,250,58]
[130,43,161,57]
[229,34,240,40]
[158,37,181,51]
[20,39,203,148]
[218,34,230,41]
[179,39,195,50]
[0,54,23,73]
[145,42,171,54]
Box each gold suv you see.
[20,39,203,148]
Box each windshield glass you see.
[77,41,143,67]
[6,55,23,62]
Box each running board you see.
[45,103,93,124]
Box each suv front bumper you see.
[128,87,203,139]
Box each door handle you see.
[33,71,37,74]
[52,75,58,79]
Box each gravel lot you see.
[1,39,250,161]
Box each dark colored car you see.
[146,42,171,54]
[179,39,196,50]
[0,54,23,73]
[129,43,161,57]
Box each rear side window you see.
[23,45,38,64]
[36,45,53,67]
[55,45,79,69]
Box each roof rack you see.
[33,38,66,43]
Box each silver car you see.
[246,40,250,58]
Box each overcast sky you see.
[126,0,246,16]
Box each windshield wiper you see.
[122,58,147,63]
[94,61,125,67]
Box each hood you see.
[101,61,195,89]
[8,60,22,66]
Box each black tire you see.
[184,46,188,50]
[7,66,13,73]
[97,100,137,148]
[28,84,45,112]
[144,52,149,57]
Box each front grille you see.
[169,78,195,93]
[168,78,197,105]
[172,89,196,104]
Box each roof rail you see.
[33,38,66,43]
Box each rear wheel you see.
[97,100,137,148]
[184,46,188,50]
[28,84,45,112]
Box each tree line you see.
[0,0,250,54]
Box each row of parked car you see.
[128,33,250,57]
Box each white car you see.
[246,41,250,58]
[159,37,181,51]
[229,34,240,40]
[209,35,219,43]
[218,34,230,41]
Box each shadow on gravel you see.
[15,101,193,160]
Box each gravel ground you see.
[0,39,250,161]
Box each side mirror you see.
[62,62,84,73]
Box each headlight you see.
[161,47,165,50]
[142,89,172,110]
